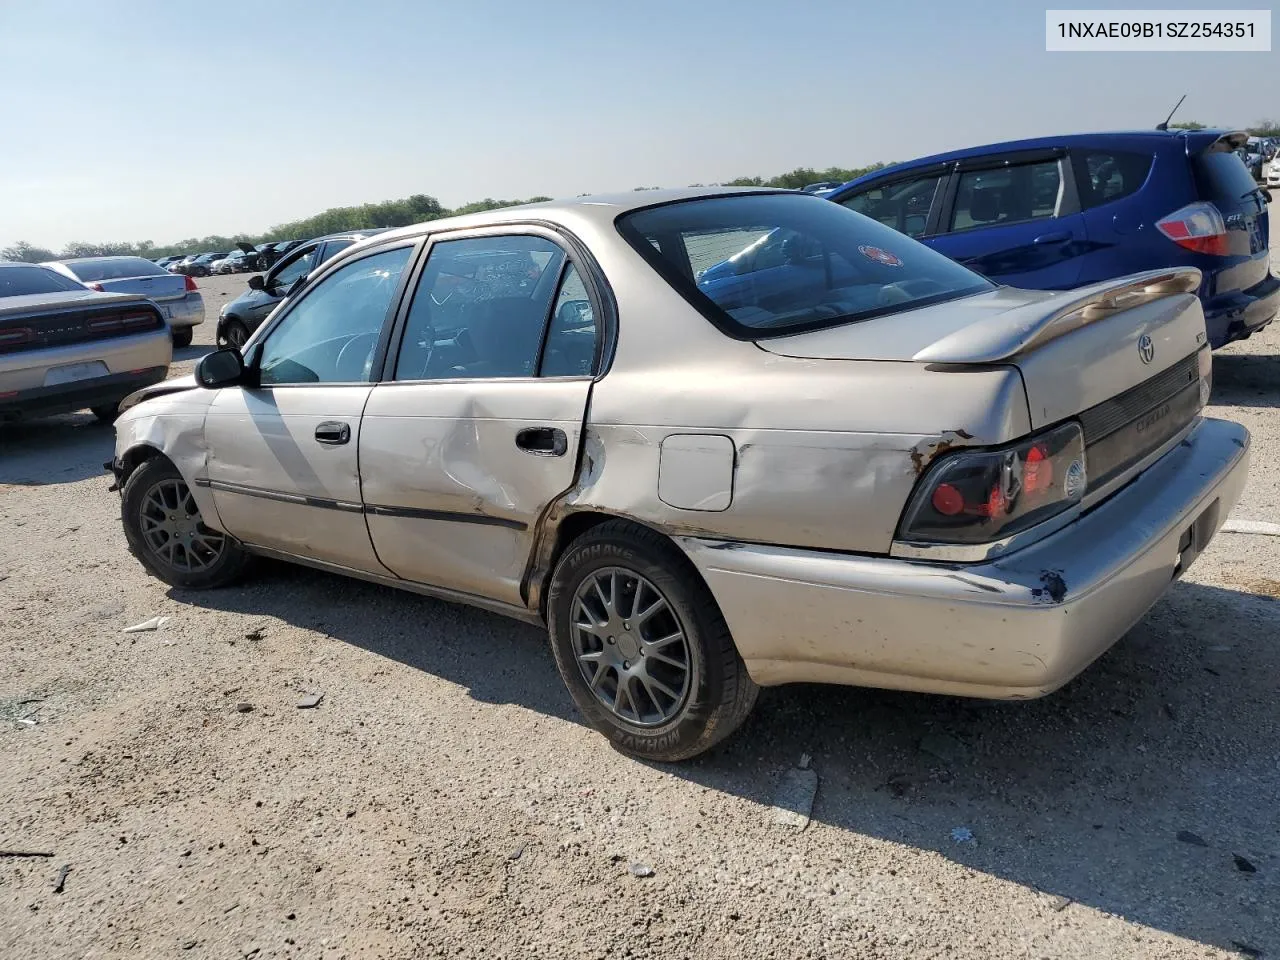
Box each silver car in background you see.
[109,189,1249,760]
[1,262,171,423]
[44,256,204,348]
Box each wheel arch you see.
[527,509,715,621]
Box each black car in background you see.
[215,230,387,347]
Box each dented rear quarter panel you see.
[548,211,1033,554]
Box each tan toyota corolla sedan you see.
[109,189,1250,760]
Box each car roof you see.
[369,187,786,246]
[832,129,1246,190]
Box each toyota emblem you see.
[1138,334,1154,365]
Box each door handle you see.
[314,421,350,445]
[515,426,568,457]
[1033,231,1071,245]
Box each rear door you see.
[930,150,1090,289]
[359,229,602,605]
[203,243,417,572]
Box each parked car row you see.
[157,240,307,278]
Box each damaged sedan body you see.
[108,188,1250,760]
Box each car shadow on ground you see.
[177,563,1279,953]
[173,344,215,364]
[1211,350,1280,409]
[0,414,115,485]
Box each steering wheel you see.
[335,332,377,381]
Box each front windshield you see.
[617,193,992,338]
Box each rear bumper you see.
[1203,272,1279,347]
[0,366,168,420]
[678,417,1250,698]
[162,292,204,329]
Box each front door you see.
[204,244,417,572]
[359,232,601,605]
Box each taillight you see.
[121,312,158,329]
[0,327,35,351]
[1156,202,1229,256]
[88,317,124,333]
[184,275,199,292]
[899,422,1087,545]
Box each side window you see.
[1072,150,1154,210]
[258,246,412,386]
[540,264,598,377]
[841,175,942,237]
[318,239,354,264]
[393,235,567,381]
[950,160,1062,231]
[268,245,316,292]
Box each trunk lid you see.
[94,273,189,303]
[760,268,1209,494]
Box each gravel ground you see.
[2,235,1279,960]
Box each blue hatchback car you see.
[819,130,1277,348]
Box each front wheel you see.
[222,319,248,349]
[547,519,758,761]
[121,457,251,589]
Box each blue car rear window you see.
[617,193,992,339]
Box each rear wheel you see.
[171,326,193,348]
[547,519,758,761]
[121,457,250,589]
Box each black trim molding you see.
[196,477,526,530]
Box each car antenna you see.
[1155,94,1187,131]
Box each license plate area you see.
[43,360,109,386]
[1173,499,1220,580]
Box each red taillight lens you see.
[88,317,124,333]
[0,326,35,350]
[184,275,199,292]
[1156,202,1229,256]
[121,312,157,328]
[899,422,1087,546]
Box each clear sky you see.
[1,0,1274,250]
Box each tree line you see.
[4,125,1271,264]
[0,163,888,264]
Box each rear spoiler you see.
[912,268,1202,364]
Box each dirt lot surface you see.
[3,240,1279,960]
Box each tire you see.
[91,403,120,423]
[223,319,249,349]
[547,519,758,761]
[171,326,193,349]
[121,457,250,589]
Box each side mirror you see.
[247,274,266,291]
[195,348,245,389]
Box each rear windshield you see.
[1193,147,1259,207]
[64,257,169,282]
[0,265,87,297]
[617,193,991,338]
